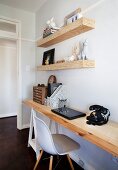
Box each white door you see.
[0,17,22,129]
[0,38,17,118]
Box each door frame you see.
[0,15,22,129]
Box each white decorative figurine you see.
[75,43,80,60]
[68,55,76,62]
[46,17,60,29]
[81,39,88,60]
[67,45,78,62]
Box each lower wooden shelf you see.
[37,60,95,71]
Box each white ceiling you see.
[0,0,101,13]
[0,0,47,12]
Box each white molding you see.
[0,113,17,118]
[0,34,35,43]
[0,33,17,40]
[0,15,20,23]
[0,16,35,43]
[16,22,22,130]
[20,38,35,43]
[0,30,18,39]
[0,18,19,39]
[0,45,16,49]
[35,36,42,42]
[22,123,30,129]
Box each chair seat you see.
[52,134,80,155]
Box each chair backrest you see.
[33,115,58,155]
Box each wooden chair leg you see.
[33,150,43,170]
[49,155,53,170]
[67,154,74,170]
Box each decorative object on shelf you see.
[42,48,55,65]
[49,85,67,109]
[43,17,60,38]
[66,55,76,62]
[70,46,77,61]
[76,43,81,60]
[33,86,47,105]
[72,44,81,60]
[47,75,58,97]
[64,8,82,25]
[47,83,62,97]
[56,59,65,63]
[81,39,88,60]
[86,105,110,126]
[58,98,67,108]
[43,28,59,38]
[47,17,60,30]
[65,43,80,62]
[48,75,57,84]
[38,84,45,87]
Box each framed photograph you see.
[42,48,55,65]
[64,8,81,26]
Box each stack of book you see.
[43,27,59,38]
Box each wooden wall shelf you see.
[37,60,95,71]
[37,17,95,47]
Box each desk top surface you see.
[23,100,118,157]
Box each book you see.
[43,28,59,38]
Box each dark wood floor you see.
[0,117,83,170]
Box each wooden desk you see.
[23,100,118,157]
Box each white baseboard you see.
[0,112,17,118]
[22,123,30,129]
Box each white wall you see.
[35,0,118,170]
[0,45,17,117]
[0,4,35,127]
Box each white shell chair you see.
[33,115,80,170]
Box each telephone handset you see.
[86,105,110,125]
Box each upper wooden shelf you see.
[37,17,95,47]
[37,60,95,71]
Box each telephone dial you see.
[86,105,110,125]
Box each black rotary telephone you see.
[86,105,110,125]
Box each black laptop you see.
[51,107,86,120]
